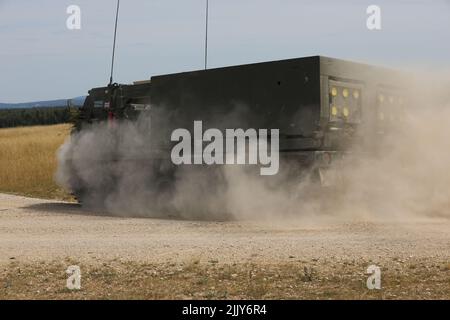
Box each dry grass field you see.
[0,124,72,200]
[1,258,449,300]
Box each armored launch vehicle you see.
[68,56,409,201]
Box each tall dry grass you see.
[0,124,72,200]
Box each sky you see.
[0,0,449,103]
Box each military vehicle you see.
[67,56,409,202]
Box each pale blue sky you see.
[1,0,449,102]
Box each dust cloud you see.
[56,72,450,221]
[335,71,450,221]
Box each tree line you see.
[0,107,79,128]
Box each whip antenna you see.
[204,0,209,69]
[109,0,120,85]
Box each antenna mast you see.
[109,0,120,85]
[204,0,209,70]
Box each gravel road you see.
[1,193,449,266]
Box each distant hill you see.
[0,96,86,109]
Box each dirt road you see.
[0,193,449,299]
[1,193,449,265]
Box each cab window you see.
[94,100,104,108]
